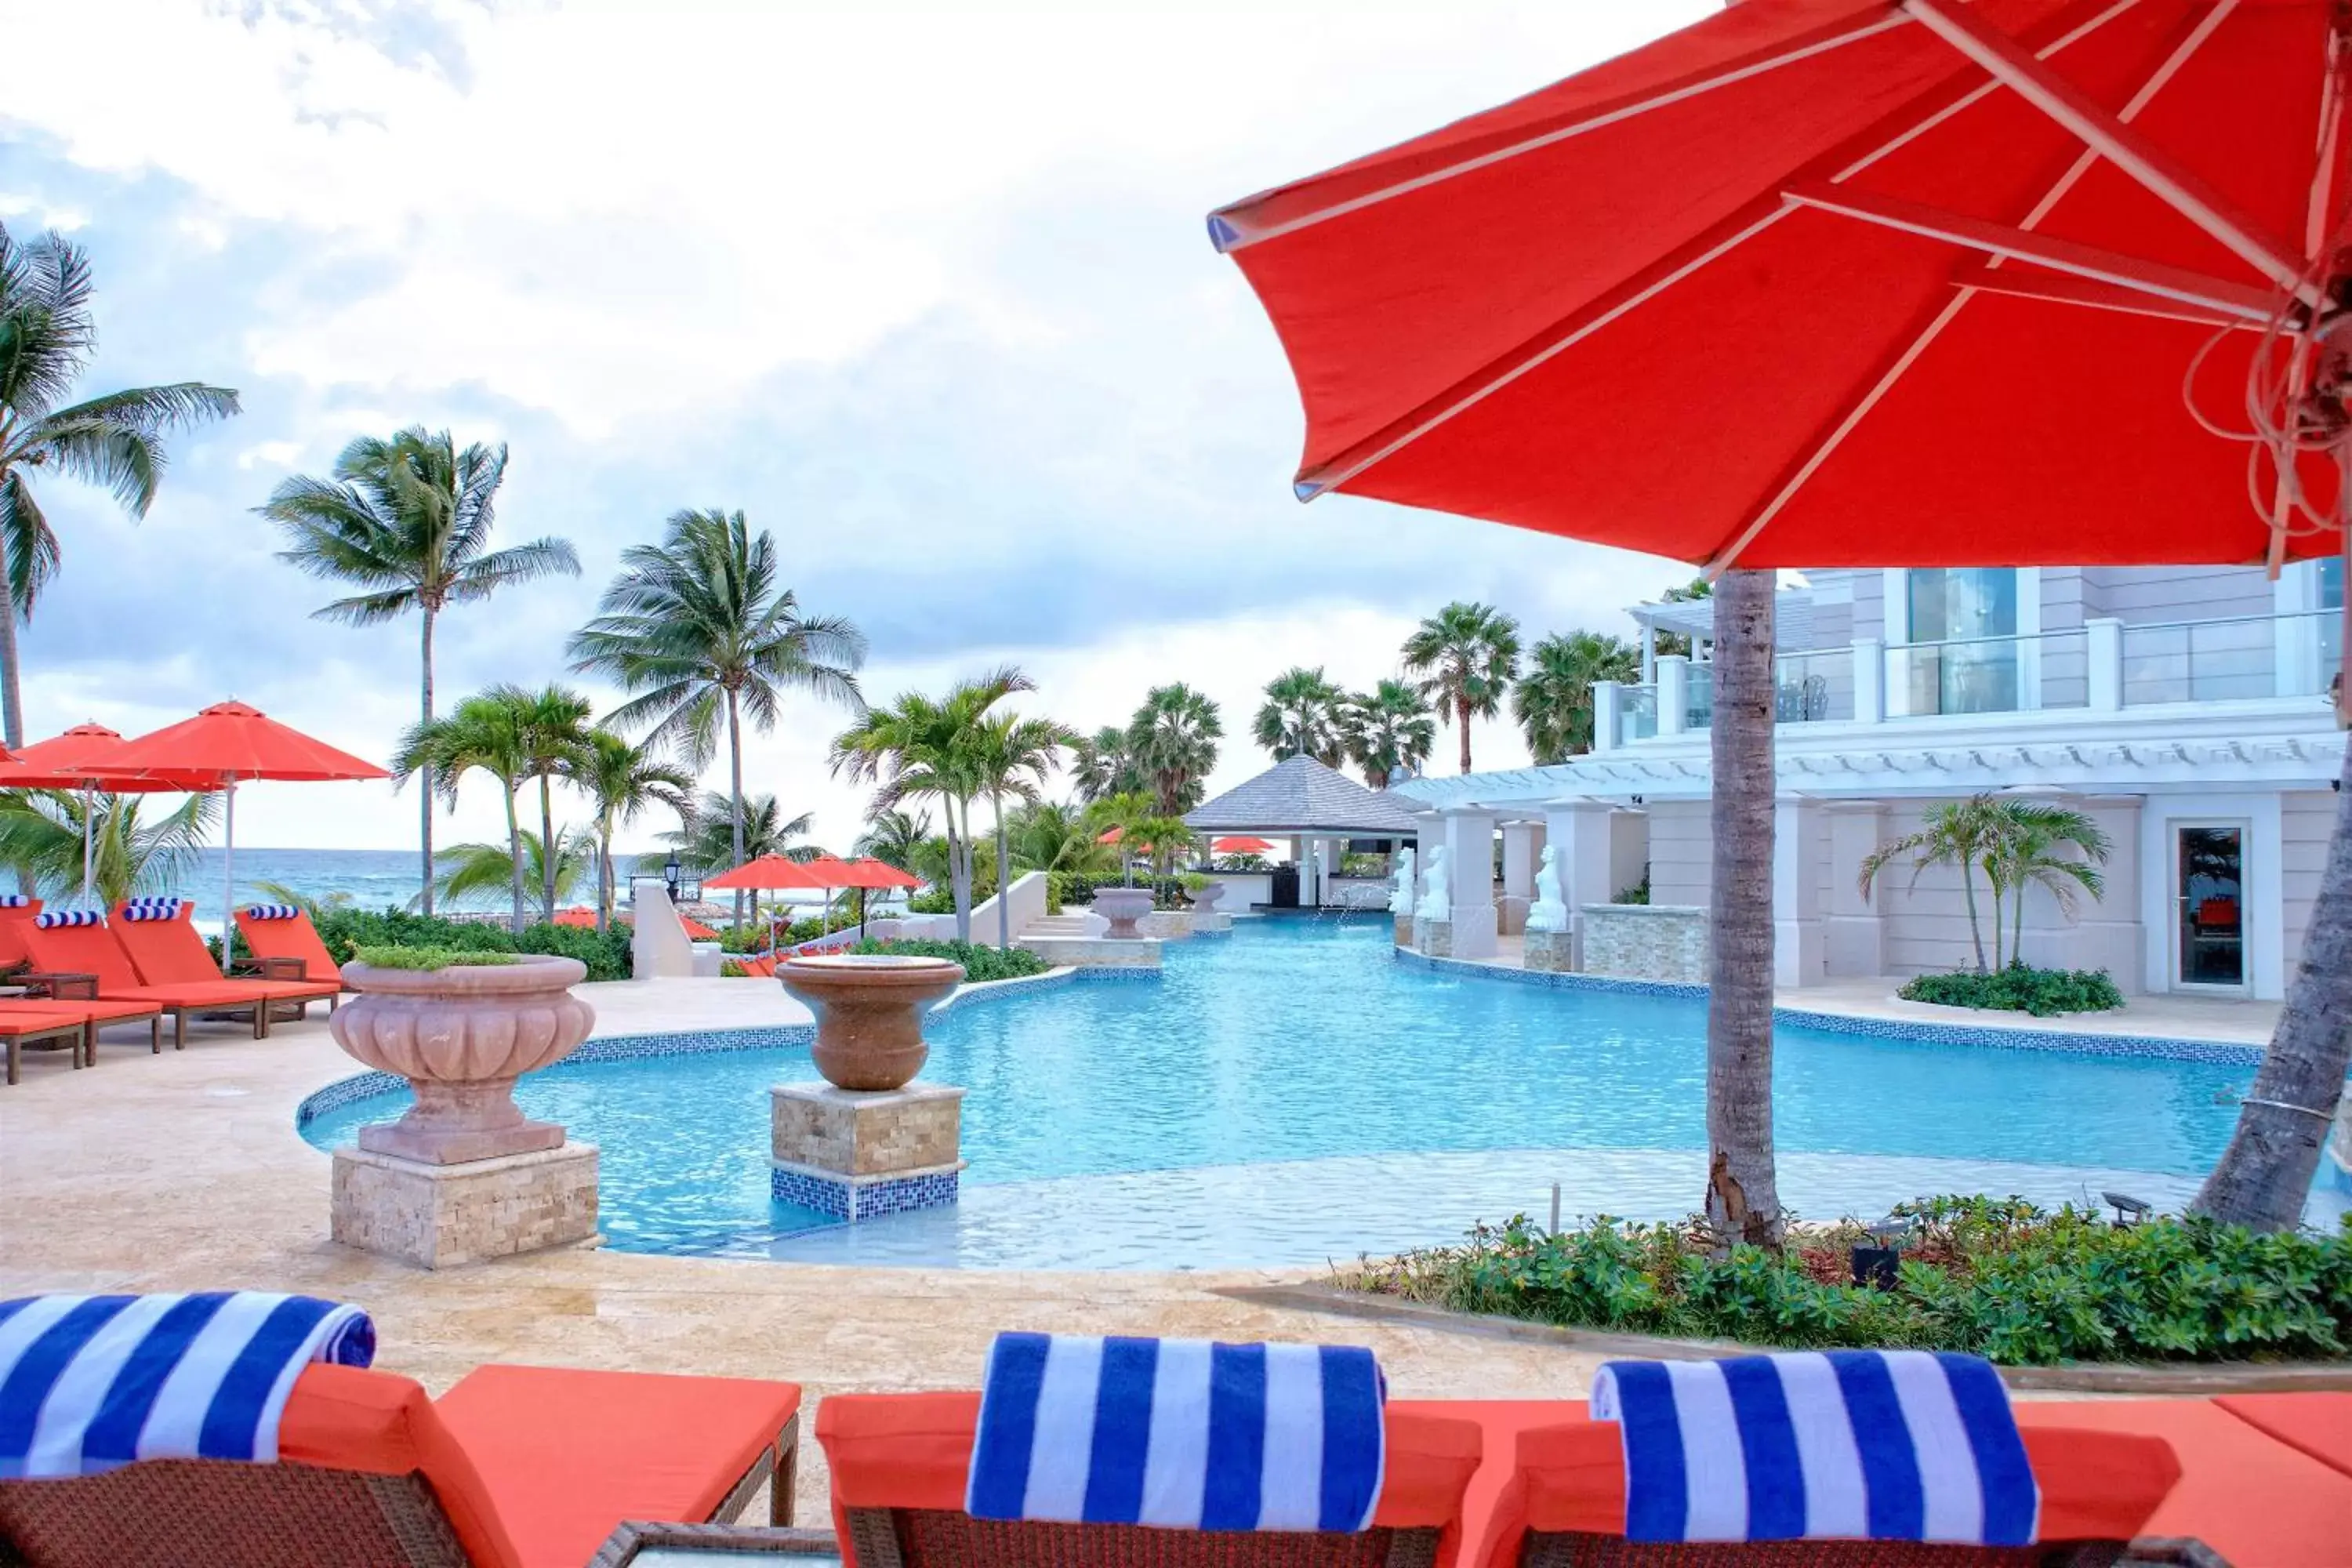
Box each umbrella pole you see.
[80,783,93,907]
[220,777,237,975]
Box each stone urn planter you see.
[777,953,964,1091]
[331,955,595,1165]
[1189,881,1225,916]
[1091,887,1156,940]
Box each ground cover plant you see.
[849,937,1048,983]
[314,907,633,982]
[350,946,521,971]
[1900,964,2124,1017]
[1337,1195,2352,1366]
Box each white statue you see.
[1527,844,1570,933]
[1415,844,1451,921]
[1388,847,1417,915]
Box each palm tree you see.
[1085,791,1156,887]
[1127,684,1221,815]
[570,507,866,925]
[394,692,531,935]
[966,706,1076,947]
[1071,726,1142,803]
[665,790,816,876]
[1401,601,1522,775]
[423,829,594,913]
[1514,631,1639,764]
[1006,800,1116,879]
[1253,666,1346,765]
[1342,680,1436,789]
[1981,801,2111,969]
[563,729,694,932]
[852,807,932,873]
[497,684,594,924]
[0,226,240,747]
[1857,794,2012,975]
[832,669,1026,942]
[250,880,354,924]
[0,788,217,909]
[262,426,579,916]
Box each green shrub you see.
[906,887,957,915]
[350,945,521,971]
[1613,873,1651,906]
[1900,963,2124,1017]
[1056,873,1194,910]
[848,938,1049,984]
[514,921,633,982]
[312,908,633,982]
[1337,1196,2352,1366]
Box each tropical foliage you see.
[0,788,218,909]
[392,689,532,935]
[848,936,1049,984]
[562,728,694,931]
[1513,630,1639,763]
[1070,726,1143,803]
[1126,683,1221,814]
[0,226,239,747]
[1402,601,1521,775]
[423,828,594,913]
[1900,965,2125,1017]
[1004,800,1116,880]
[1341,679,1435,789]
[1858,795,2112,973]
[506,684,595,924]
[967,705,1075,946]
[851,807,932,872]
[663,790,815,875]
[310,906,633,982]
[263,426,577,915]
[1254,666,1346,766]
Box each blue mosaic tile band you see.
[1392,946,2267,1068]
[1073,966,1163,983]
[771,1165,960,1223]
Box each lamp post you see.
[663,852,682,904]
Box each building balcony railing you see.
[1591,608,2342,750]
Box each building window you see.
[1904,568,2020,713]
[2323,556,2344,693]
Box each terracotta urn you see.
[332,955,595,1164]
[776,953,964,1091]
[1091,887,1155,939]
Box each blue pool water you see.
[301,916,2283,1268]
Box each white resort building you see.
[1390,560,2347,1003]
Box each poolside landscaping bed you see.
[1900,964,2127,1018]
[1334,1195,2352,1368]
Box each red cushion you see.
[817,1391,1483,1567]
[2214,1392,2352,1479]
[234,907,343,983]
[434,1363,801,1568]
[280,1363,523,1568]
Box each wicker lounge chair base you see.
[845,1511,1443,1568]
[1512,1537,2214,1566]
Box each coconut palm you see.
[1514,630,1639,763]
[1342,679,1436,789]
[967,706,1076,947]
[423,829,594,913]
[261,426,579,916]
[568,506,866,922]
[393,692,532,935]
[1071,726,1142,803]
[1127,684,1221,815]
[830,669,1026,942]
[1856,793,2012,975]
[1401,601,1522,775]
[852,808,932,873]
[0,788,217,909]
[0,226,240,748]
[1981,801,2111,969]
[495,684,596,925]
[1253,666,1347,765]
[562,729,694,931]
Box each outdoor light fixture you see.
[663,853,682,900]
[2103,1191,2152,1227]
[1850,1215,1912,1290]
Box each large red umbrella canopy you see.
[0,724,226,906]
[1211,0,2351,574]
[835,859,922,890]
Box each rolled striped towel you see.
[1591,1351,2037,1546]
[33,910,101,928]
[0,895,28,908]
[0,1293,376,1479]
[242,904,302,921]
[967,1334,1386,1534]
[118,897,185,922]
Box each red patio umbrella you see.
[702,855,831,891]
[1212,0,2352,1231]
[104,702,388,971]
[834,858,922,937]
[0,724,226,906]
[1213,836,1276,855]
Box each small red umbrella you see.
[561,903,723,941]
[105,702,387,971]
[833,858,922,937]
[1097,826,1123,845]
[1214,836,1276,855]
[702,855,831,891]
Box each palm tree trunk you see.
[539,775,558,924]
[1960,855,1988,972]
[727,686,746,929]
[597,818,615,935]
[2193,734,2352,1229]
[949,797,973,944]
[419,607,436,917]
[1703,568,1783,1250]
[2011,881,2026,971]
[0,597,24,751]
[994,788,1012,949]
[1456,695,1472,774]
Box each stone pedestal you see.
[1392,913,1414,948]
[771,1080,967,1223]
[331,1142,599,1270]
[1414,916,1452,957]
[1523,929,1576,973]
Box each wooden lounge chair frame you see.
[230,905,347,1014]
[6,972,165,1062]
[0,1013,94,1086]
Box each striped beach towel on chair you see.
[243,904,303,921]
[0,1292,375,1479]
[118,898,185,922]
[967,1332,1387,1533]
[1590,1350,2038,1546]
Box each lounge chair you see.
[19,909,281,1048]
[0,1359,807,1568]
[112,897,341,1019]
[231,901,346,1007]
[0,1007,100,1085]
[2212,1392,2352,1480]
[0,897,165,1065]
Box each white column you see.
[1823,803,1886,978]
[1498,820,1541,937]
[2086,617,2124,711]
[1442,807,1500,960]
[1640,624,1657,684]
[1657,655,1690,736]
[1853,638,1884,724]
[1774,799,1824,988]
[1593,684,1622,753]
[1542,801,1615,969]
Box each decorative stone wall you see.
[1523,929,1576,973]
[1580,903,1708,984]
[330,1142,598,1269]
[771,1080,967,1225]
[1415,916,1452,958]
[1392,913,1414,948]
[1138,911,1195,941]
[1017,935,1162,968]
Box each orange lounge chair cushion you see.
[278,1363,524,1568]
[233,906,343,984]
[817,1391,1484,1567]
[111,903,328,998]
[0,1007,91,1037]
[19,920,269,1007]
[1467,1406,2180,1566]
[2213,1392,2352,1479]
[0,996,159,1025]
[433,1362,803,1568]
[0,898,39,969]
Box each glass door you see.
[2172,822,2247,991]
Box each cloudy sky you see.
[0,0,1711,858]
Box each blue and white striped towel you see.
[118,898,184,922]
[0,895,28,908]
[1590,1351,2037,1546]
[0,1293,376,1479]
[967,1334,1386,1534]
[32,910,100,928]
[242,904,302,921]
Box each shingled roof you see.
[1183,755,1423,837]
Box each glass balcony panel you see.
[1620,684,1658,742]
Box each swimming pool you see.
[300,915,2305,1269]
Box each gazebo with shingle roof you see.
[1185,757,1422,907]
